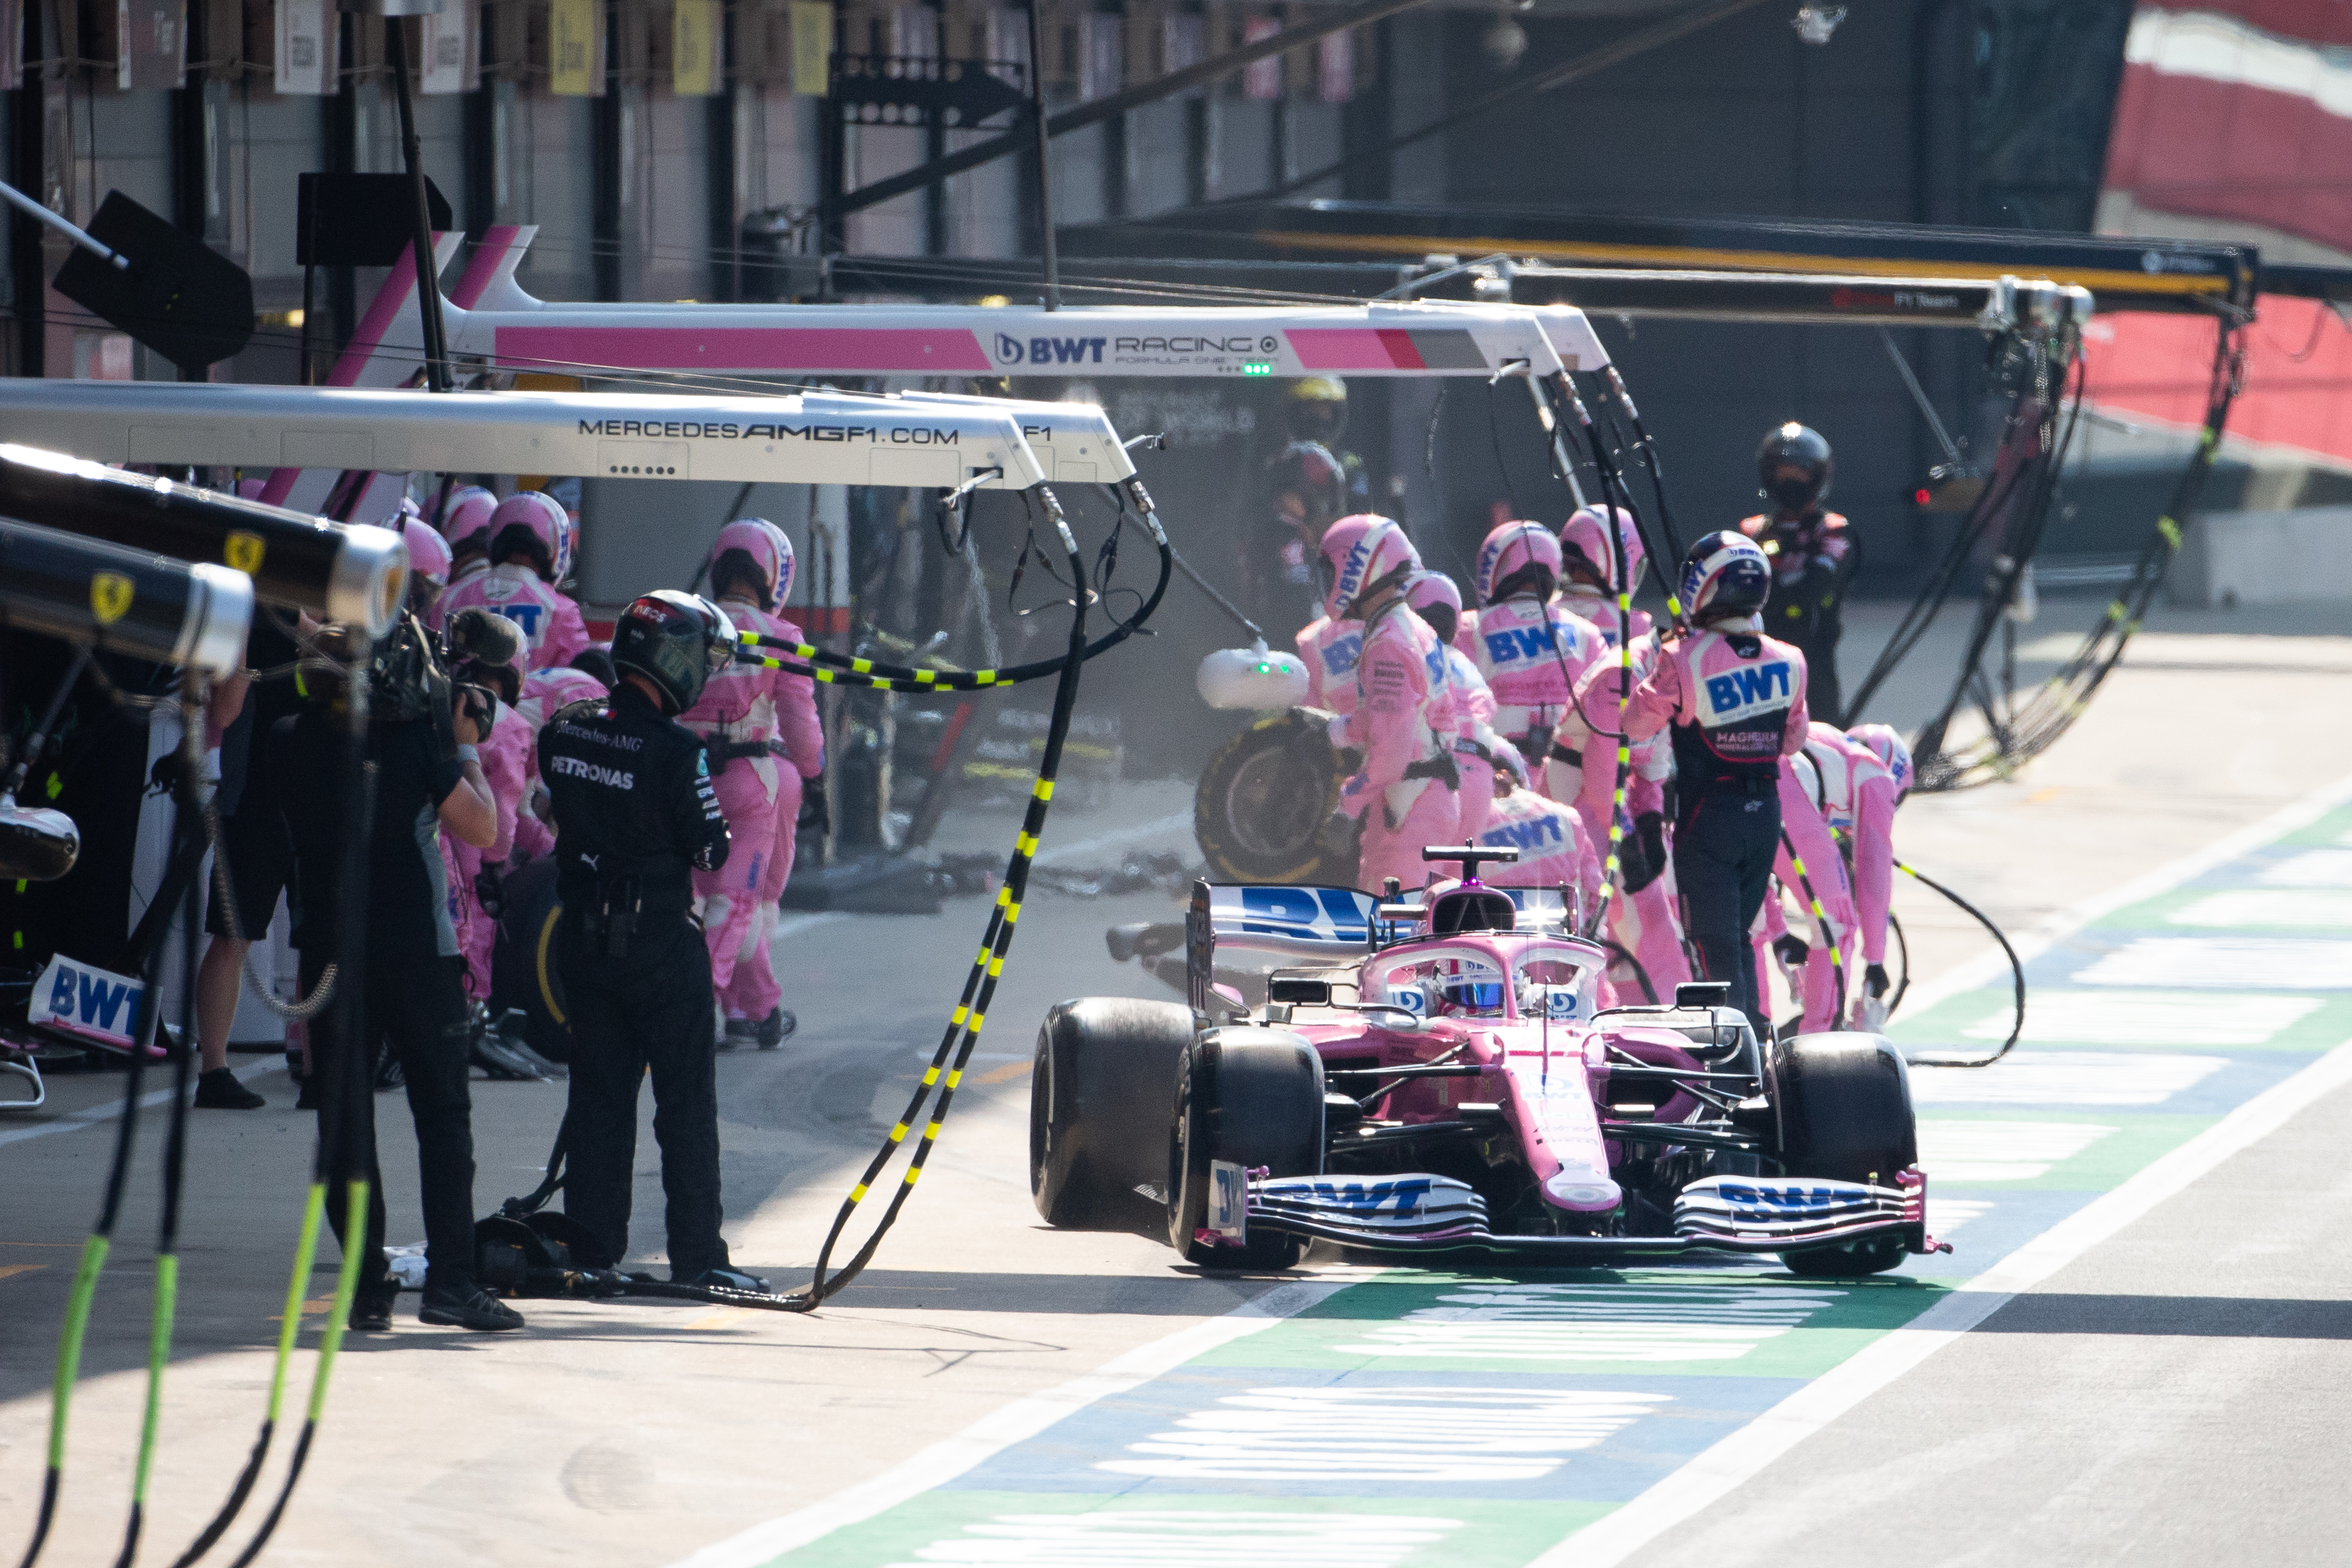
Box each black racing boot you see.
[348,1280,398,1333]
[419,1281,525,1331]
[753,1008,795,1050]
[195,1067,266,1109]
[719,1015,755,1052]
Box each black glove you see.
[1621,811,1668,894]
[796,774,831,834]
[1865,962,1890,999]
[1773,933,1810,967]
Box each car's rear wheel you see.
[1030,997,1196,1230]
[1168,1028,1325,1270]
[1193,712,1353,885]
[1769,1031,1917,1277]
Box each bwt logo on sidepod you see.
[995,333,1107,366]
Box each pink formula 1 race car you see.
[1031,847,1949,1275]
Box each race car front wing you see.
[1233,1168,1952,1260]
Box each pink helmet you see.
[1317,514,1420,620]
[1473,519,1563,605]
[1559,505,1646,595]
[1403,570,1464,641]
[706,517,795,611]
[488,491,569,583]
[439,485,499,555]
[1844,723,1915,799]
[402,514,452,589]
[528,664,608,711]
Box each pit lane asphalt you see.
[2,601,2348,1568]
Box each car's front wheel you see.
[1167,1028,1325,1271]
[1030,997,1196,1230]
[1769,1031,1918,1277]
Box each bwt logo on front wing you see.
[576,419,959,445]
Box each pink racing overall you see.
[1800,723,1899,1025]
[1557,612,1691,1004]
[681,600,824,1002]
[438,562,592,672]
[511,666,608,860]
[441,700,533,1000]
[713,612,824,1025]
[1464,595,1603,784]
[1755,754,1858,1034]
[1478,782,1602,929]
[1335,603,1460,895]
[1296,615,1366,715]
[1621,619,1809,1029]
[1444,645,1514,842]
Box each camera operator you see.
[539,591,762,1292]
[267,624,522,1333]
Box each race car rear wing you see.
[1185,881,1381,1018]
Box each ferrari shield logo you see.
[90,573,133,625]
[224,530,265,575]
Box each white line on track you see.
[1894,770,2352,1017]
[665,1274,1365,1568]
[0,1054,282,1150]
[1031,808,1194,868]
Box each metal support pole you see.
[1023,1,1058,310]
[384,15,452,391]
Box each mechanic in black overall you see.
[1618,533,1811,1036]
[539,590,765,1292]
[1740,423,1857,726]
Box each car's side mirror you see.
[1676,980,1731,1010]
[1268,975,1333,1005]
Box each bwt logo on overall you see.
[995,333,1108,366]
[1484,626,1561,663]
[1705,662,1793,715]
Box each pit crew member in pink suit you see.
[1319,516,1460,897]
[434,485,501,613]
[1405,570,1519,842]
[1618,531,1809,1034]
[1479,765,1603,931]
[439,609,532,1000]
[438,491,591,671]
[512,662,611,861]
[1754,749,1858,1036]
[1464,519,1603,784]
[1551,507,1689,1002]
[1820,722,1912,1027]
[681,519,825,1049]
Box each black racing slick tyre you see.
[1167,1028,1324,1271]
[1030,997,1197,1230]
[1769,1031,1919,1278]
[1193,710,1354,886]
[490,857,570,1065]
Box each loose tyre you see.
[1167,1027,1325,1270]
[1769,1031,1918,1277]
[1030,997,1196,1230]
[1193,711,1354,885]
[490,857,570,1064]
